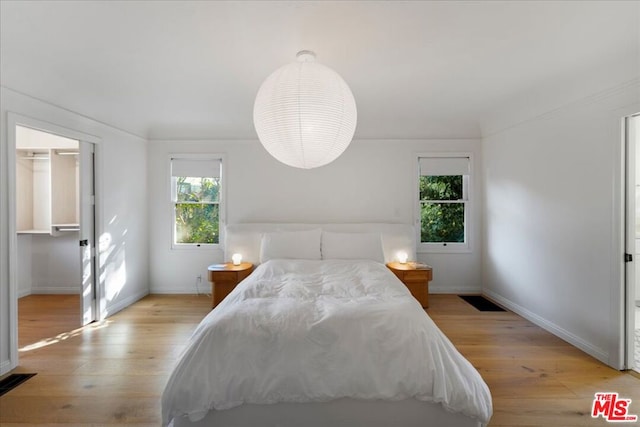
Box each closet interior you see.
[16,125,81,297]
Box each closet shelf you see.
[17,147,79,237]
[17,229,50,235]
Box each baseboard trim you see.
[484,289,609,365]
[150,288,210,295]
[0,359,12,376]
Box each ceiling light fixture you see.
[253,50,357,169]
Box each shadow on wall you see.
[99,214,129,314]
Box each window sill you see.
[418,244,471,254]
[171,244,221,251]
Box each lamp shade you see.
[231,253,242,265]
[253,51,357,169]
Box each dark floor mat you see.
[459,295,506,312]
[0,373,36,396]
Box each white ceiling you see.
[1,1,638,140]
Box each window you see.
[418,155,471,252]
[171,157,222,247]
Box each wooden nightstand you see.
[386,262,433,308]
[207,262,253,308]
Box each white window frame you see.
[415,152,473,254]
[169,153,225,250]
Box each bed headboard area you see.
[224,223,416,265]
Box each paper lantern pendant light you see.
[253,50,357,169]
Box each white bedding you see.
[161,260,492,426]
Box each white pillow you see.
[321,231,385,263]
[260,229,322,263]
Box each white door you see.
[79,141,96,325]
[625,114,640,372]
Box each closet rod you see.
[20,156,49,160]
[54,225,80,232]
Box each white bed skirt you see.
[171,398,482,427]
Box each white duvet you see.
[161,260,492,426]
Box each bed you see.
[162,224,492,427]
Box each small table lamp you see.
[231,253,243,266]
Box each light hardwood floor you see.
[1,294,638,426]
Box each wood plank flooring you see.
[1,294,638,426]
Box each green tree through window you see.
[174,176,220,244]
[419,175,465,243]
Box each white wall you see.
[17,233,80,296]
[0,87,150,375]
[148,138,482,294]
[16,235,32,297]
[482,81,640,368]
[32,159,50,230]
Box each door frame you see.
[7,112,103,371]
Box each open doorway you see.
[15,126,82,346]
[625,113,640,374]
[8,113,99,370]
